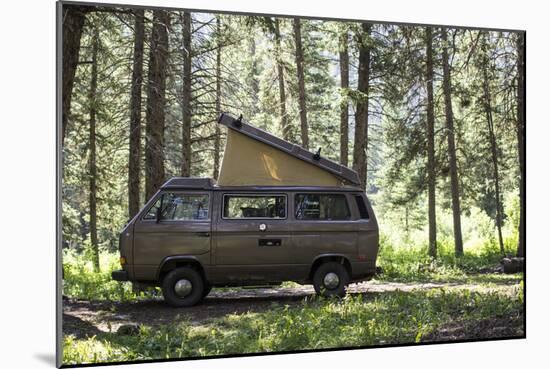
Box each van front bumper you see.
[112,270,129,281]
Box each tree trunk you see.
[145,10,169,199]
[425,27,437,259]
[353,23,371,189]
[293,18,309,150]
[339,28,349,166]
[481,34,505,255]
[274,18,290,141]
[213,17,222,180]
[62,5,87,145]
[516,33,525,258]
[441,28,464,256]
[88,27,100,273]
[181,12,192,177]
[248,36,260,119]
[128,9,145,219]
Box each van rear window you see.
[355,195,370,219]
[223,195,286,219]
[295,194,350,220]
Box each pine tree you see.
[128,9,145,219]
[213,17,222,180]
[441,28,464,256]
[145,10,170,199]
[425,26,437,258]
[339,26,350,166]
[62,5,89,144]
[353,23,372,189]
[293,18,309,149]
[181,11,192,177]
[516,32,525,258]
[479,32,505,254]
[88,26,100,272]
[274,18,290,141]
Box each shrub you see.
[62,249,139,301]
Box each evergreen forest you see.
[60,4,525,364]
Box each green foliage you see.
[63,11,133,252]
[63,286,523,364]
[373,192,518,259]
[61,12,524,366]
[62,236,523,365]
[377,238,520,283]
[375,206,519,282]
[62,9,522,262]
[63,249,138,301]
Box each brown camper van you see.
[112,114,379,307]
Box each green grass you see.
[62,239,523,365]
[62,236,516,301]
[375,235,517,283]
[63,249,140,301]
[63,287,523,364]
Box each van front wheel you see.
[161,267,204,307]
[313,262,349,298]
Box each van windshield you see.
[144,193,209,221]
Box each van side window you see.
[295,194,350,220]
[354,195,370,219]
[143,193,209,221]
[223,195,286,219]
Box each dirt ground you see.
[63,278,523,341]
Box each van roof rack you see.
[161,177,215,189]
[217,113,361,186]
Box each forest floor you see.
[63,276,523,342]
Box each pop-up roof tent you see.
[216,113,360,187]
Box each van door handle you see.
[259,239,281,246]
[195,232,210,237]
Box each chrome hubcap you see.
[323,272,340,289]
[174,279,192,297]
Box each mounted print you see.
[57,0,526,366]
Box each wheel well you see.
[309,256,352,281]
[158,259,206,282]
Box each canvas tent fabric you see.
[217,129,343,186]
[216,113,360,187]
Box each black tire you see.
[161,267,205,307]
[202,283,212,298]
[312,261,349,298]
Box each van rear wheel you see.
[161,267,204,307]
[313,262,349,298]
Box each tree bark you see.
[248,36,260,118]
[425,27,437,259]
[62,5,87,145]
[274,18,290,141]
[88,27,100,273]
[481,34,505,255]
[353,23,371,189]
[128,9,145,219]
[441,28,464,256]
[516,33,525,258]
[293,18,309,150]
[339,28,349,167]
[213,17,222,180]
[145,10,169,199]
[181,11,192,177]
